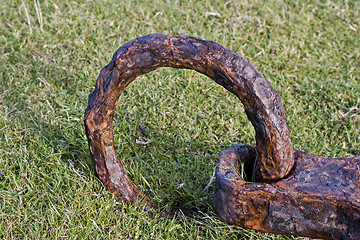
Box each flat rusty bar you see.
[214,144,360,240]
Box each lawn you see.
[1,0,359,239]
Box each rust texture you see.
[84,33,294,207]
[214,144,360,239]
[84,33,360,239]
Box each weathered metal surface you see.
[84,33,294,207]
[214,144,360,239]
[84,33,360,239]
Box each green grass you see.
[1,0,359,239]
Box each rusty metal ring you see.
[84,33,294,206]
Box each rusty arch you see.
[84,33,294,206]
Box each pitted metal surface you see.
[84,34,360,239]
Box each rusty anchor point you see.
[84,33,360,239]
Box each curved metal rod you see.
[84,33,294,206]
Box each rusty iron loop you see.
[84,33,294,205]
[84,34,360,239]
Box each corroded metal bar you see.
[84,33,294,206]
[214,144,360,240]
